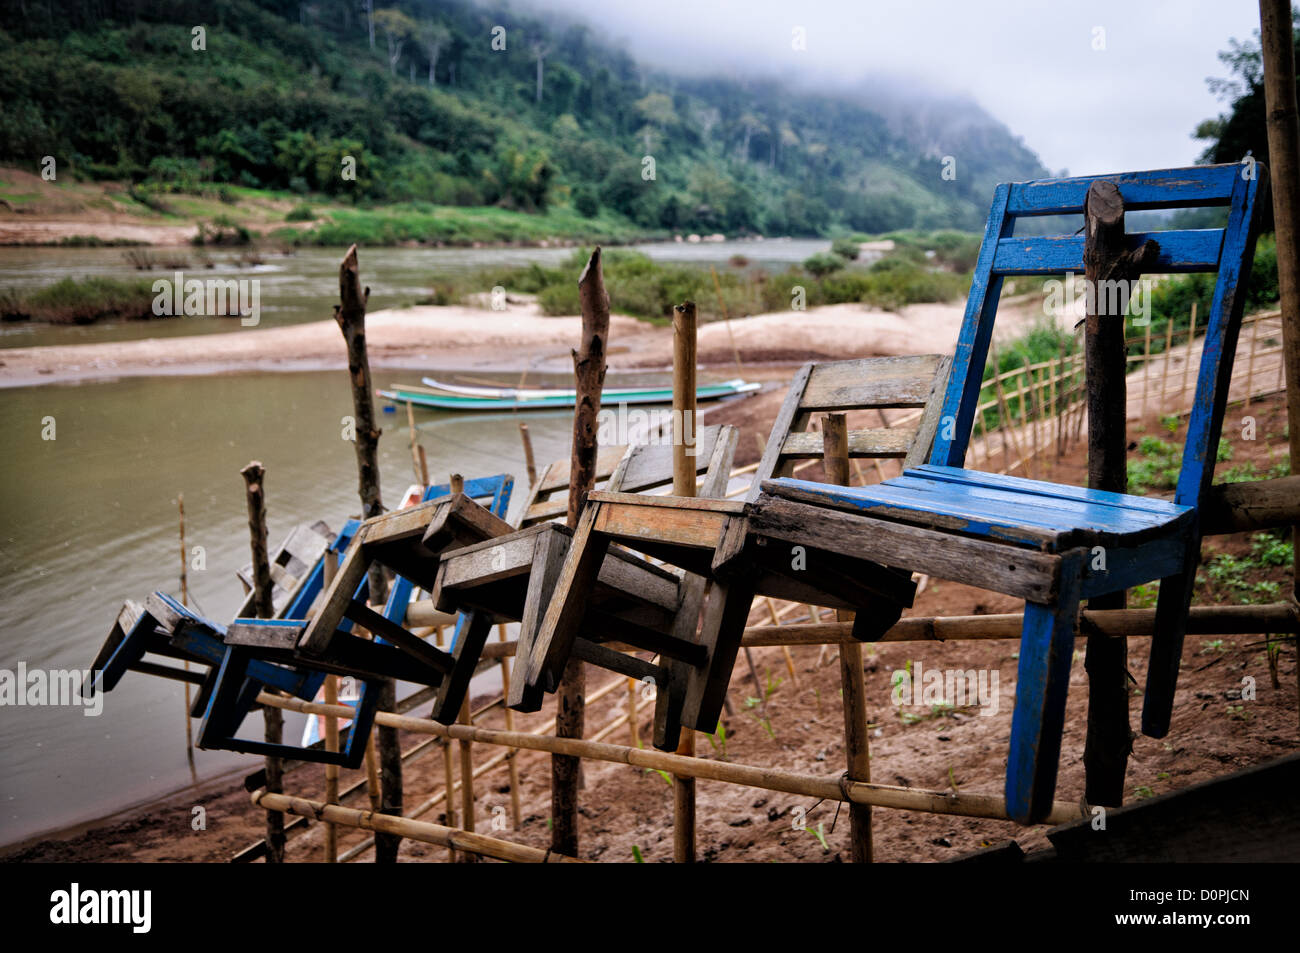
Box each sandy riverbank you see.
[0,296,1052,390]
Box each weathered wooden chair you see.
[235,520,334,618]
[431,425,739,742]
[751,164,1267,823]
[198,475,514,767]
[85,591,323,717]
[527,355,952,749]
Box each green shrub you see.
[830,237,860,260]
[284,204,315,222]
[803,252,846,278]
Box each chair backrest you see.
[519,425,736,525]
[931,163,1267,509]
[747,355,953,501]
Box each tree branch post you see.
[240,460,283,863]
[1081,181,1158,806]
[334,244,402,862]
[553,247,611,858]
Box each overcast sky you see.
[519,0,1263,177]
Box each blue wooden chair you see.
[753,163,1267,824]
[199,475,514,767]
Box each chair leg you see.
[1140,564,1196,738]
[681,576,756,735]
[1006,552,1083,825]
[430,609,494,724]
[525,504,611,696]
[508,528,571,712]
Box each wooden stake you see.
[552,247,610,859]
[1259,0,1300,610]
[323,674,340,862]
[498,624,522,831]
[710,264,745,375]
[1081,180,1155,808]
[417,445,430,489]
[672,299,698,864]
[334,246,401,863]
[627,677,640,748]
[1182,302,1198,410]
[824,413,872,862]
[519,422,538,488]
[240,461,284,863]
[456,697,477,863]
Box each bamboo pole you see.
[1182,302,1197,410]
[672,299,698,864]
[710,264,745,375]
[334,244,401,863]
[253,790,584,864]
[498,623,522,831]
[1141,319,1152,420]
[456,697,477,863]
[823,413,871,862]
[240,461,283,864]
[259,693,1086,826]
[322,548,340,863]
[627,678,640,748]
[406,400,421,483]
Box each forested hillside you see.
[0,0,1049,236]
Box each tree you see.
[363,0,375,50]
[421,21,450,86]
[373,8,416,77]
[531,40,550,104]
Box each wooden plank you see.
[750,495,1061,603]
[1006,164,1239,215]
[912,464,1185,516]
[679,576,755,737]
[594,501,733,553]
[780,428,915,459]
[798,354,943,410]
[588,490,747,513]
[903,354,952,469]
[749,362,815,499]
[992,230,1224,276]
[297,532,371,656]
[429,609,494,723]
[1043,753,1300,862]
[421,493,514,551]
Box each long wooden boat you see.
[420,376,757,401]
[378,379,759,411]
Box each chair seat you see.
[764,465,1192,552]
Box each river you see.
[0,238,827,847]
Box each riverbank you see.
[0,296,1053,390]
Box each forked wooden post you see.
[333,244,402,862]
[1258,0,1300,603]
[240,461,283,863]
[1081,181,1157,807]
[672,300,698,864]
[552,247,611,858]
[823,414,872,862]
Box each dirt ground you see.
[6,387,1294,864]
